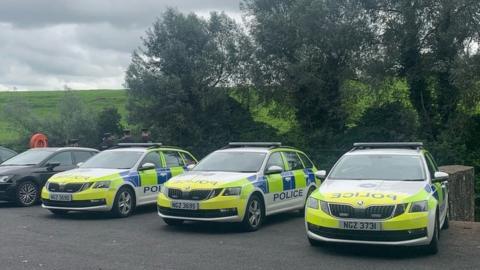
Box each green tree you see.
[244,0,375,143]
[125,9,275,155]
[97,107,123,138]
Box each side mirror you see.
[315,170,327,179]
[76,162,84,167]
[266,165,283,175]
[139,162,156,171]
[186,164,196,171]
[432,171,449,183]
[46,162,61,171]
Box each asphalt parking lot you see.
[1,203,479,270]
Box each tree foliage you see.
[125,9,276,156]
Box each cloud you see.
[0,0,242,90]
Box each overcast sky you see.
[0,0,242,91]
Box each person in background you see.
[99,133,115,150]
[68,138,80,147]
[141,128,152,143]
[119,129,134,143]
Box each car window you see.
[299,153,314,169]
[0,149,16,162]
[283,151,304,170]
[181,152,196,166]
[265,152,285,171]
[47,152,73,166]
[141,151,162,168]
[424,154,437,178]
[163,151,185,167]
[329,155,426,181]
[73,151,95,164]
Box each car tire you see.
[163,218,184,226]
[298,187,316,216]
[442,212,449,230]
[308,237,324,247]
[15,181,39,207]
[241,194,264,232]
[111,187,135,218]
[49,209,69,215]
[425,212,439,255]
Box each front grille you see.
[329,204,395,219]
[42,199,106,208]
[307,223,427,242]
[48,183,88,193]
[158,206,237,219]
[168,188,221,201]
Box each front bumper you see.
[305,206,435,246]
[41,187,115,212]
[0,183,16,201]
[156,193,245,222]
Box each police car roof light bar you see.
[225,142,282,149]
[116,143,163,148]
[352,142,423,150]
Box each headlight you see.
[0,175,13,183]
[307,197,319,209]
[92,181,111,189]
[410,200,428,212]
[223,187,241,196]
[79,182,93,192]
[320,201,330,214]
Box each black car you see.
[0,147,98,206]
[0,146,17,163]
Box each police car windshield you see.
[81,151,143,169]
[193,152,266,173]
[329,155,426,181]
[2,149,53,166]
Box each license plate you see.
[340,221,381,231]
[49,193,72,201]
[171,201,199,210]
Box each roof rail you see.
[116,143,163,149]
[223,142,282,149]
[352,142,423,150]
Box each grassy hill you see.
[0,90,127,145]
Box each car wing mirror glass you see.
[46,162,61,171]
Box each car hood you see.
[166,171,256,189]
[48,168,127,183]
[0,165,34,175]
[318,179,428,205]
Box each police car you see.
[305,143,449,254]
[41,143,197,217]
[157,142,319,231]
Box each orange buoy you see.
[30,133,48,148]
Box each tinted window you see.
[181,152,197,166]
[73,151,95,164]
[265,152,285,171]
[193,152,266,173]
[0,148,16,162]
[299,153,314,169]
[284,152,304,170]
[141,151,162,168]
[424,154,437,178]
[2,149,54,166]
[81,151,143,169]
[47,152,73,166]
[329,155,426,181]
[164,151,184,167]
